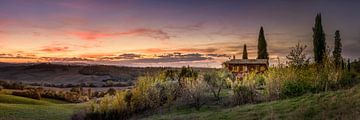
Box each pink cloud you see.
[134,47,218,54]
[71,28,172,41]
[71,31,114,41]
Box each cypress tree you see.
[242,44,248,59]
[348,59,351,72]
[313,13,326,64]
[333,30,342,69]
[257,26,269,59]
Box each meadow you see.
[0,90,86,120]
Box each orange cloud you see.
[79,53,115,58]
[38,46,70,53]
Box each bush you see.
[81,71,179,120]
[232,85,257,105]
[181,75,207,110]
[0,81,27,90]
[231,72,260,105]
[107,88,117,96]
[264,56,358,100]
[203,69,230,101]
[12,88,43,100]
[37,88,90,103]
[280,79,312,98]
[337,71,359,88]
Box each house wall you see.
[227,64,267,73]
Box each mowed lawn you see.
[0,93,86,120]
[142,84,360,120]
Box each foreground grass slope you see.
[143,84,360,120]
[0,94,86,120]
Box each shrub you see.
[0,81,27,90]
[107,88,117,96]
[264,56,357,100]
[337,71,359,88]
[12,88,43,100]
[40,89,90,103]
[82,71,180,120]
[231,72,260,105]
[232,85,257,105]
[181,75,207,110]
[280,79,312,98]
[203,69,229,101]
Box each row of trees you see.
[241,26,269,59]
[242,13,346,67]
[287,13,347,68]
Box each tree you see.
[313,13,326,64]
[286,43,309,67]
[348,59,351,72]
[203,70,230,101]
[257,27,269,59]
[242,44,248,59]
[107,88,116,96]
[333,30,342,69]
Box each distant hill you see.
[0,63,215,87]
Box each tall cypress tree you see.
[333,30,342,69]
[347,59,351,72]
[257,26,269,59]
[242,44,248,59]
[313,14,326,64]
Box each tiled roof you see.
[224,59,268,65]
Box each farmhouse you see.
[223,58,268,79]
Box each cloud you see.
[206,53,229,57]
[118,28,172,40]
[166,22,205,31]
[38,46,71,53]
[40,57,93,62]
[129,53,213,63]
[135,47,218,54]
[79,53,115,58]
[0,53,36,59]
[71,31,114,41]
[99,53,142,60]
[71,28,172,41]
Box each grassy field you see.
[142,84,360,120]
[2,84,360,120]
[0,92,86,120]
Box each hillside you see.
[0,63,215,87]
[0,93,86,120]
[142,84,360,120]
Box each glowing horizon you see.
[1,0,359,67]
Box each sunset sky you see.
[0,0,359,67]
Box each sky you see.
[0,0,359,67]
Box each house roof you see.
[224,59,268,65]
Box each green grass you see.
[0,94,51,105]
[142,84,360,120]
[0,93,86,120]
